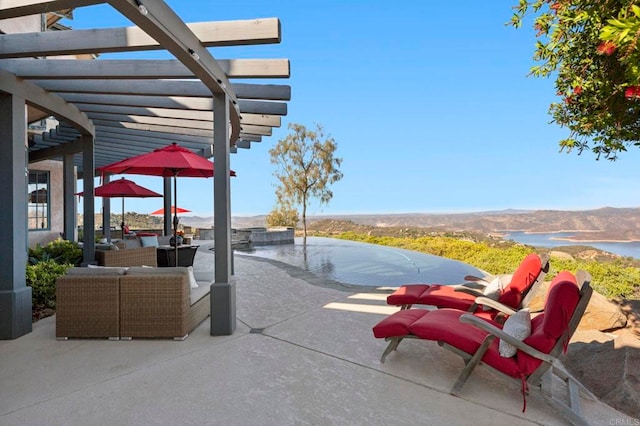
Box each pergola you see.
[0,1,291,339]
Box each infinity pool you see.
[239,236,483,287]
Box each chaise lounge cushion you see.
[372,308,429,338]
[517,271,580,374]
[386,284,431,306]
[408,308,522,378]
[387,253,546,311]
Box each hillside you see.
[303,218,640,265]
[84,207,640,242]
[302,207,640,242]
[186,207,640,242]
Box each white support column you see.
[81,135,96,264]
[0,92,31,339]
[211,92,235,335]
[63,153,77,242]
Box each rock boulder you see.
[528,281,627,331]
[564,329,640,419]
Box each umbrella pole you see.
[173,173,179,266]
[122,197,125,238]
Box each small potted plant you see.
[170,230,185,246]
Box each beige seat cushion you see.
[66,266,128,275]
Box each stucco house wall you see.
[0,14,41,33]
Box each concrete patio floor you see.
[0,244,634,425]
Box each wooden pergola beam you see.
[72,103,281,127]
[0,58,291,79]
[0,69,94,136]
[29,78,290,99]
[105,0,240,141]
[0,18,281,58]
[55,92,288,116]
[0,0,101,19]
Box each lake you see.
[504,231,640,259]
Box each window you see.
[28,170,50,230]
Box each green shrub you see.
[29,238,82,266]
[549,257,640,299]
[266,205,299,228]
[27,239,81,312]
[26,260,72,308]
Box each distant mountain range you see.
[179,207,640,242]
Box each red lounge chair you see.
[373,270,594,425]
[386,253,550,314]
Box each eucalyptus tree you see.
[269,123,343,238]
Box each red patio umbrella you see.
[76,177,162,237]
[99,143,236,265]
[150,206,191,215]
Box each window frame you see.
[28,170,51,231]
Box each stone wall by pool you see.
[236,227,294,245]
[197,227,295,245]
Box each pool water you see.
[239,236,483,287]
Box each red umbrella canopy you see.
[98,143,235,265]
[98,142,236,177]
[75,178,162,234]
[76,177,162,198]
[150,206,191,215]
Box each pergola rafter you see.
[0,58,291,79]
[0,1,290,170]
[0,18,281,57]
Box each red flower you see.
[625,86,640,99]
[597,41,616,56]
[534,23,545,36]
[550,3,562,12]
[573,86,583,95]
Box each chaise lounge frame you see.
[377,270,595,426]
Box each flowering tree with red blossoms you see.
[511,1,640,160]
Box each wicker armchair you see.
[56,268,124,340]
[119,267,210,340]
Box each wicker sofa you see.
[56,266,210,340]
[95,245,158,267]
[95,234,179,267]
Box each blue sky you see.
[72,1,640,217]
